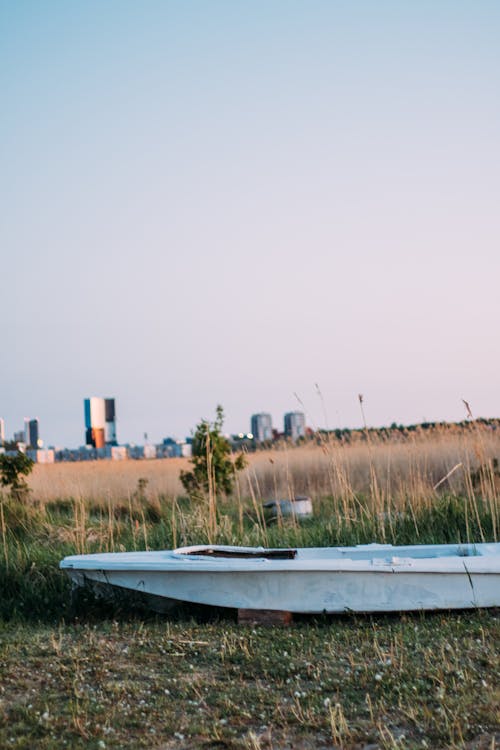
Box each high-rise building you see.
[104,399,117,444]
[250,413,273,443]
[24,418,39,448]
[84,397,117,448]
[0,418,4,446]
[284,411,306,441]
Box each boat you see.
[60,541,500,614]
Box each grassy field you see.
[1,429,499,748]
[1,612,498,749]
[27,422,500,505]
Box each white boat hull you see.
[61,542,500,614]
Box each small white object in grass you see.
[374,673,383,682]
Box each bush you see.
[0,452,34,500]
[180,405,247,499]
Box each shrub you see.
[180,405,247,499]
[0,452,34,501]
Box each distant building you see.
[251,413,273,443]
[27,449,55,464]
[104,398,117,444]
[161,438,192,459]
[84,397,117,448]
[55,446,99,462]
[105,445,127,461]
[180,441,192,458]
[84,397,105,447]
[161,437,184,458]
[284,412,306,441]
[143,444,157,460]
[24,418,40,448]
[230,433,255,452]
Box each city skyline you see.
[1,399,312,448]
[0,392,495,451]
[2,2,499,447]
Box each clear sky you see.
[1,1,499,447]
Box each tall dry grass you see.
[246,428,499,500]
[28,424,500,509]
[29,457,188,503]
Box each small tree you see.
[0,452,34,500]
[180,405,247,500]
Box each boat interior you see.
[174,542,497,561]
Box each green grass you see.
[0,612,498,749]
[0,491,499,748]
[0,492,496,623]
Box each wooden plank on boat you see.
[180,547,297,559]
[238,608,293,626]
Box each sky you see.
[1,0,500,447]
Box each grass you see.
[1,612,498,749]
[27,421,500,505]
[0,491,496,624]
[1,428,499,748]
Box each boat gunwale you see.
[60,551,500,575]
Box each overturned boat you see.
[60,542,500,614]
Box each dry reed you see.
[20,424,500,546]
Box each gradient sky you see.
[1,1,500,447]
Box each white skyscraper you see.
[250,413,273,443]
[84,397,117,448]
[284,412,306,441]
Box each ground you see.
[0,609,498,749]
